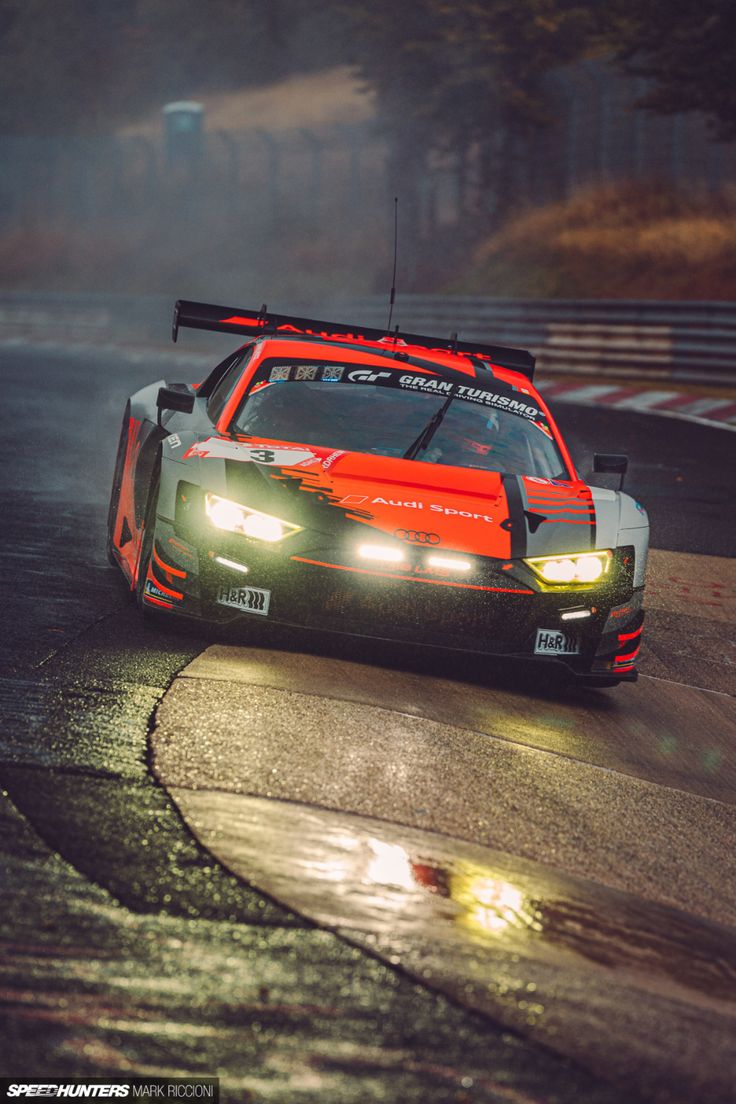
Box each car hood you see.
[183,435,600,559]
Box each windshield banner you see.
[257,362,548,426]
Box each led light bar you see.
[215,556,250,574]
[427,555,471,572]
[358,544,405,564]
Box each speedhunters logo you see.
[0,1083,217,1102]
[7,1090,129,1098]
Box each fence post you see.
[707,138,725,193]
[300,128,323,218]
[256,129,281,227]
[343,123,362,213]
[670,115,684,184]
[596,68,614,181]
[631,80,648,179]
[215,130,240,193]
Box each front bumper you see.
[146,515,644,681]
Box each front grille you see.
[284,563,538,649]
[203,541,607,661]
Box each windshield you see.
[230,360,569,479]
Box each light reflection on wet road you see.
[152,609,736,1103]
[175,629,736,803]
[162,792,736,1104]
[152,648,736,928]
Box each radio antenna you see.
[386,196,398,335]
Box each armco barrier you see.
[0,293,171,346]
[1,293,736,386]
[338,297,736,386]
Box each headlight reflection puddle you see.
[315,824,542,945]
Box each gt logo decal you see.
[394,529,441,545]
[347,369,392,384]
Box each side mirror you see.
[594,452,628,490]
[157,385,195,425]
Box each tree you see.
[0,0,345,134]
[606,0,736,140]
[341,0,605,220]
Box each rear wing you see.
[172,299,535,380]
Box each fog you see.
[1,2,735,308]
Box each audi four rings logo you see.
[394,529,441,544]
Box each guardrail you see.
[1,292,735,386]
[0,293,170,345]
[340,296,736,386]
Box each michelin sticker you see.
[185,438,316,467]
[145,578,178,603]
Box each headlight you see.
[524,549,612,585]
[205,492,302,543]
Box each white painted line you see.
[551,384,622,403]
[547,385,736,432]
[676,397,736,417]
[625,407,736,433]
[610,390,680,410]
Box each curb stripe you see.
[539,380,736,431]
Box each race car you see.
[107,300,648,686]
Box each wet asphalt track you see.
[1,344,735,1103]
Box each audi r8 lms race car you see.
[107,301,649,686]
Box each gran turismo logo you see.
[347,369,392,384]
